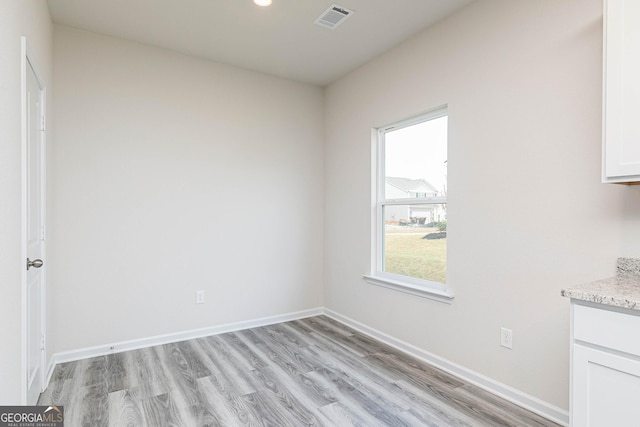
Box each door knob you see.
[26,258,43,270]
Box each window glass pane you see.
[383,205,447,284]
[384,116,447,200]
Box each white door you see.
[23,40,46,405]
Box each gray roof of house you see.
[385,177,439,193]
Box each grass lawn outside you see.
[384,225,447,284]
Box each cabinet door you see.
[603,0,640,182]
[572,343,640,426]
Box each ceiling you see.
[47,0,474,86]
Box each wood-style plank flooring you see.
[38,316,560,426]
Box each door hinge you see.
[40,334,46,351]
[40,116,46,132]
[40,225,45,241]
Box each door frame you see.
[21,36,47,405]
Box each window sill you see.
[362,274,454,304]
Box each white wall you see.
[50,26,324,354]
[0,1,52,404]
[621,186,640,256]
[324,0,625,411]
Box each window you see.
[364,107,453,303]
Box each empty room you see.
[2,0,640,425]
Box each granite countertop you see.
[561,258,640,311]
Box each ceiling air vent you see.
[314,4,354,29]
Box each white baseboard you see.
[43,306,569,426]
[44,307,323,387]
[323,308,570,427]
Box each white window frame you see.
[363,106,454,303]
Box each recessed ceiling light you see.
[254,0,272,6]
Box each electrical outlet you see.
[196,290,205,304]
[500,327,513,349]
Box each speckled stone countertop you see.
[561,258,640,311]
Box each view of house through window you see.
[379,109,448,286]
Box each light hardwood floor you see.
[38,316,560,426]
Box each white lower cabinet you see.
[572,343,640,426]
[570,303,640,426]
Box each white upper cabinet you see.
[603,0,640,183]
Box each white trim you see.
[363,274,454,303]
[323,308,570,426]
[20,36,28,407]
[569,303,575,425]
[382,197,447,206]
[45,307,323,385]
[380,107,448,133]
